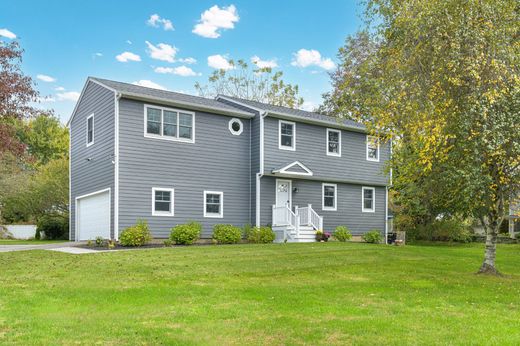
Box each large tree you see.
[0,40,39,157]
[195,59,304,108]
[323,0,519,274]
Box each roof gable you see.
[272,161,313,176]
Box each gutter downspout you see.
[256,110,268,227]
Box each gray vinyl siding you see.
[260,176,386,235]
[217,98,261,225]
[118,98,251,238]
[263,116,390,185]
[70,81,115,240]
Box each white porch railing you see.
[272,204,323,235]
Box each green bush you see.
[247,226,275,244]
[119,219,152,247]
[242,223,252,239]
[362,230,383,243]
[212,224,242,244]
[170,221,201,245]
[334,226,352,242]
[36,215,69,240]
[407,219,472,243]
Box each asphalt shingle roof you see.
[217,95,366,131]
[90,77,254,117]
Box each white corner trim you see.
[75,188,111,241]
[86,113,94,147]
[114,92,121,240]
[385,186,389,244]
[228,118,244,136]
[366,135,380,162]
[203,190,224,218]
[273,160,313,176]
[143,104,196,144]
[278,119,296,151]
[362,186,376,213]
[322,183,337,211]
[326,128,341,157]
[152,187,175,216]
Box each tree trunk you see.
[478,230,499,275]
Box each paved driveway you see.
[0,242,79,253]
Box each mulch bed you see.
[75,239,250,251]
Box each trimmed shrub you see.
[407,219,472,243]
[247,226,275,244]
[213,224,242,244]
[334,226,352,242]
[36,215,68,240]
[170,221,201,245]
[362,230,383,243]
[119,219,152,247]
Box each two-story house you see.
[69,77,391,242]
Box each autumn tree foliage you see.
[323,0,520,274]
[0,40,39,157]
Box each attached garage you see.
[76,189,111,241]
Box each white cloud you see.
[94,52,103,57]
[178,57,197,64]
[116,51,141,62]
[145,41,178,63]
[36,74,56,82]
[154,66,200,77]
[126,40,132,45]
[132,80,168,90]
[0,28,16,39]
[55,86,65,91]
[300,101,317,112]
[37,96,55,103]
[192,5,239,38]
[291,49,335,70]
[251,55,278,69]
[57,91,80,102]
[207,54,234,70]
[147,14,174,31]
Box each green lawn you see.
[1,242,520,345]
[0,239,67,245]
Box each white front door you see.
[276,179,292,209]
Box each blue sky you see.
[0,1,363,122]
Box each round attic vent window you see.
[229,118,243,135]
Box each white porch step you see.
[273,225,317,243]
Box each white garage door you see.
[77,190,110,241]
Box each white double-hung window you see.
[366,135,379,161]
[322,183,337,211]
[152,188,174,216]
[86,114,94,146]
[279,120,296,150]
[362,187,375,212]
[327,129,341,156]
[204,191,223,218]
[145,105,194,142]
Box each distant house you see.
[68,77,391,242]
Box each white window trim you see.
[278,120,296,151]
[362,186,376,213]
[322,183,337,211]
[228,118,243,136]
[366,135,380,162]
[152,187,175,216]
[204,190,224,218]
[144,104,195,144]
[86,113,94,147]
[326,128,341,157]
